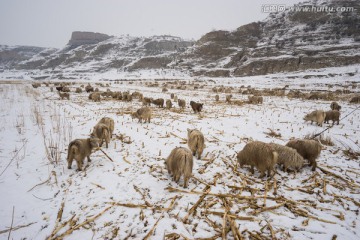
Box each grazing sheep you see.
[178,99,186,108]
[165,147,193,188]
[190,101,203,113]
[162,87,168,93]
[85,85,94,93]
[142,97,152,106]
[91,123,111,148]
[58,92,70,100]
[325,110,340,125]
[248,95,263,104]
[75,87,82,93]
[32,83,41,88]
[303,110,326,127]
[330,102,341,111]
[56,86,63,92]
[131,107,152,123]
[187,129,205,159]
[237,141,278,178]
[215,95,219,102]
[98,117,115,136]
[166,99,172,109]
[62,86,70,92]
[152,98,164,108]
[350,96,360,103]
[89,92,101,102]
[67,138,101,171]
[226,94,232,103]
[174,95,178,102]
[286,139,321,171]
[269,143,305,172]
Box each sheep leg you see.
[87,156,92,162]
[259,170,265,178]
[250,166,255,174]
[183,177,189,188]
[76,159,83,171]
[67,158,73,169]
[310,158,317,171]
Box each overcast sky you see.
[0,0,303,48]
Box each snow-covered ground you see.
[0,69,360,239]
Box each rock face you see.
[68,31,111,47]
[178,0,360,76]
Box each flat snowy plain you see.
[0,66,359,239]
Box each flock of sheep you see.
[45,80,354,188]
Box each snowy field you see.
[0,70,360,239]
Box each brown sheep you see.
[58,92,70,100]
[190,101,203,113]
[215,95,219,102]
[350,96,360,103]
[56,86,63,91]
[142,97,152,106]
[269,143,304,172]
[324,110,340,125]
[91,123,111,148]
[286,139,321,171]
[89,92,101,102]
[178,99,186,108]
[165,147,193,188]
[152,98,164,108]
[187,129,205,159]
[237,141,278,178]
[330,102,341,111]
[131,107,152,123]
[75,87,82,93]
[303,110,326,127]
[67,138,101,171]
[62,86,70,92]
[98,117,115,136]
[85,85,94,93]
[248,95,263,104]
[166,99,172,109]
[225,94,232,103]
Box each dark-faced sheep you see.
[58,92,70,100]
[166,99,172,109]
[98,117,115,137]
[152,98,164,108]
[56,86,63,92]
[330,102,341,111]
[325,110,340,125]
[187,129,205,159]
[131,107,152,123]
[286,139,321,171]
[303,110,326,127]
[237,141,278,178]
[67,138,101,171]
[269,143,304,172]
[178,99,186,108]
[85,85,94,93]
[91,123,111,148]
[165,147,193,188]
[190,101,203,113]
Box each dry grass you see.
[305,133,334,146]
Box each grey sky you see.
[0,0,303,48]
